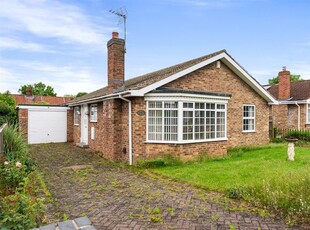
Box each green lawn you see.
[152,145,310,192]
[149,145,310,224]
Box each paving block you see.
[79,226,96,230]
[40,224,57,230]
[58,220,76,230]
[74,216,91,227]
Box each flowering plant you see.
[0,160,27,195]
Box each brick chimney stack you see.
[278,66,290,99]
[107,32,125,93]
[25,88,33,96]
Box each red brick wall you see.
[18,109,28,140]
[85,100,130,161]
[67,109,74,142]
[73,106,81,144]
[271,104,310,131]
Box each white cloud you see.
[0,0,112,46]
[0,37,54,52]
[1,60,103,95]
[0,66,21,93]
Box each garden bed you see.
[0,124,46,229]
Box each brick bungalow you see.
[67,32,278,164]
[266,67,310,131]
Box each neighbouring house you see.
[266,67,310,132]
[16,89,73,144]
[67,32,277,164]
[11,88,72,105]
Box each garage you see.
[18,105,69,144]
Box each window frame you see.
[307,103,310,124]
[146,95,228,144]
[90,104,98,122]
[242,104,256,132]
[74,107,80,126]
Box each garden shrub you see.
[0,179,45,229]
[137,154,183,168]
[3,124,28,156]
[0,123,45,229]
[285,129,310,142]
[0,92,17,126]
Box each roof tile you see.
[267,80,310,101]
[70,49,226,103]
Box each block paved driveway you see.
[31,143,297,230]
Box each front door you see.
[80,104,88,145]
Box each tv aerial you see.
[109,7,127,53]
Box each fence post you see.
[0,123,8,157]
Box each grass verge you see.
[143,145,310,225]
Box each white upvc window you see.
[307,104,310,124]
[243,105,255,132]
[74,107,79,125]
[146,97,228,143]
[90,104,97,122]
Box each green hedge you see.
[285,129,310,142]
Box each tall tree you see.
[18,82,57,96]
[76,92,87,98]
[268,75,302,84]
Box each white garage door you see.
[28,107,67,144]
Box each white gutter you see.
[278,100,308,105]
[295,102,301,130]
[67,91,131,106]
[119,94,133,165]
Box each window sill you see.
[90,120,97,123]
[242,130,256,133]
[74,124,79,126]
[145,138,228,144]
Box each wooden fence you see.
[0,123,8,157]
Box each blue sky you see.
[1,0,310,96]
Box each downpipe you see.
[119,95,133,165]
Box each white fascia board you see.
[130,53,226,97]
[130,52,278,105]
[17,105,69,111]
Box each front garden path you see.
[31,143,297,230]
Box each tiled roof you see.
[267,79,310,100]
[70,50,226,104]
[11,94,73,105]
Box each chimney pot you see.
[25,88,32,96]
[112,32,119,38]
[282,66,286,71]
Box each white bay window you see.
[146,96,228,143]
